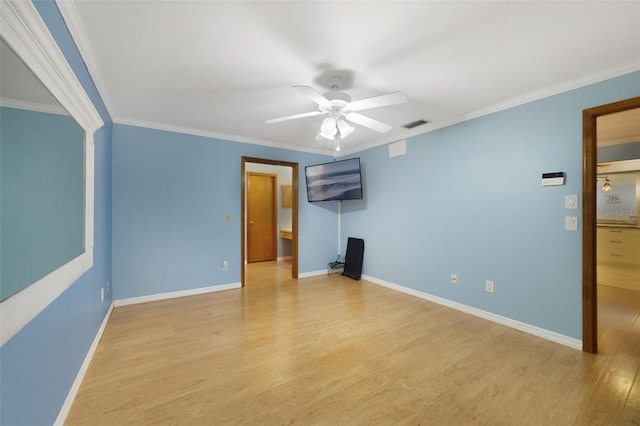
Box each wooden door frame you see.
[246,172,277,263]
[582,96,640,353]
[241,156,299,287]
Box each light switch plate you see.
[565,194,578,209]
[565,216,578,231]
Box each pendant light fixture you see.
[598,175,612,191]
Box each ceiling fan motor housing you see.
[320,91,351,114]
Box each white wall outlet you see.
[222,260,228,270]
[485,280,495,294]
[100,287,104,302]
[450,273,458,284]
[106,280,110,292]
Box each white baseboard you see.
[362,274,582,351]
[298,269,327,279]
[277,256,292,261]
[55,301,114,425]
[114,282,241,307]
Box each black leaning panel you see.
[342,237,364,280]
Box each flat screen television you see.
[305,157,363,202]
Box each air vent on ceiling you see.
[402,119,431,129]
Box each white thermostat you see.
[542,172,565,186]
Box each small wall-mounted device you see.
[542,172,565,186]
[388,140,407,159]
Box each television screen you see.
[305,157,363,202]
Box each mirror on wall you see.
[0,38,86,302]
[1,0,103,347]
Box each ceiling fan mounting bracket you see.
[324,91,351,102]
[327,75,343,91]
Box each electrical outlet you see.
[222,260,228,271]
[450,273,458,284]
[485,280,495,294]
[106,280,110,292]
[101,287,104,302]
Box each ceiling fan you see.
[265,76,407,140]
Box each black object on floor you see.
[342,237,364,280]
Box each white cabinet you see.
[597,227,640,290]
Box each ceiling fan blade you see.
[346,91,407,111]
[265,110,324,124]
[293,85,331,107]
[344,112,393,133]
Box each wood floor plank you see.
[65,261,639,425]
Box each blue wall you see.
[112,124,336,300]
[0,125,113,426]
[0,1,113,425]
[1,107,85,300]
[1,0,638,423]
[341,71,640,340]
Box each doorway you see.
[241,156,299,287]
[582,96,640,353]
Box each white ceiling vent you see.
[388,140,407,159]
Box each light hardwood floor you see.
[66,261,640,425]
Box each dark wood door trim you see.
[582,96,640,353]
[241,156,299,287]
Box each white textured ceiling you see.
[57,1,640,155]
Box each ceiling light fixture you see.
[598,176,612,192]
[320,117,337,139]
[336,119,354,138]
[319,116,354,140]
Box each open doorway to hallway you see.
[595,108,640,356]
[241,157,299,287]
[582,97,640,354]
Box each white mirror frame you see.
[0,0,103,347]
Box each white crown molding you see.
[1,1,103,134]
[56,0,639,158]
[426,60,640,135]
[115,116,331,156]
[55,0,117,122]
[119,60,640,158]
[0,0,103,347]
[0,97,69,115]
[348,61,640,156]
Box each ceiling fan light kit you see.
[336,119,354,138]
[319,117,354,140]
[266,75,408,150]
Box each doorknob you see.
[250,221,254,224]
